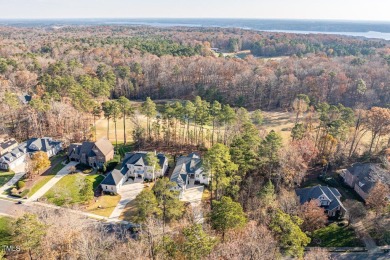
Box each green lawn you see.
[27,175,55,197]
[44,173,104,206]
[0,171,14,187]
[0,217,12,246]
[86,195,121,217]
[310,223,363,247]
[27,162,66,198]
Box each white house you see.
[0,137,62,171]
[100,168,127,193]
[122,152,168,181]
[100,151,168,194]
[170,153,209,196]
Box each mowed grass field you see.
[0,171,14,187]
[44,173,104,206]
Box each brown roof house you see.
[67,138,114,169]
[341,163,390,201]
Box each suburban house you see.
[341,163,390,201]
[0,137,63,170]
[100,168,128,193]
[100,151,168,193]
[68,138,114,169]
[0,138,18,156]
[122,151,168,180]
[27,137,63,158]
[170,153,209,195]
[296,185,347,218]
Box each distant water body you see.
[2,18,390,40]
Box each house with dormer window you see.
[170,153,209,196]
[67,138,114,169]
[341,163,390,201]
[0,137,62,170]
[296,185,347,218]
[122,151,168,180]
[100,151,168,193]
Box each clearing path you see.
[0,163,26,197]
[108,179,144,222]
[27,161,78,202]
[181,185,204,224]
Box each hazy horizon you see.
[1,0,390,22]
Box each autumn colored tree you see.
[292,94,310,123]
[364,107,390,154]
[366,182,390,215]
[30,151,51,178]
[299,200,328,233]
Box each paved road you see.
[27,161,78,202]
[331,251,390,260]
[0,163,26,196]
[181,185,204,224]
[108,180,144,222]
[0,198,29,218]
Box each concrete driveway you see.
[27,161,78,202]
[181,185,204,223]
[108,179,144,222]
[0,163,26,196]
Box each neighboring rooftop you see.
[296,185,345,211]
[0,138,18,155]
[101,169,125,186]
[122,152,167,169]
[347,163,390,193]
[170,153,202,188]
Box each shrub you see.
[17,181,26,190]
[20,189,30,198]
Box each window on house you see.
[106,186,108,189]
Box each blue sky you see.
[0,0,389,21]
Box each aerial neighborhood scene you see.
[0,1,390,259]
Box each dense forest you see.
[0,26,390,112]
[1,25,390,260]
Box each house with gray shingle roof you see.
[296,185,347,218]
[122,151,168,181]
[0,138,18,156]
[0,137,62,170]
[170,153,208,196]
[67,138,114,169]
[341,163,390,201]
[100,168,128,193]
[100,151,168,193]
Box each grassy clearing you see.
[310,223,363,247]
[44,173,104,206]
[0,171,14,187]
[86,195,121,217]
[27,175,55,198]
[0,217,12,246]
